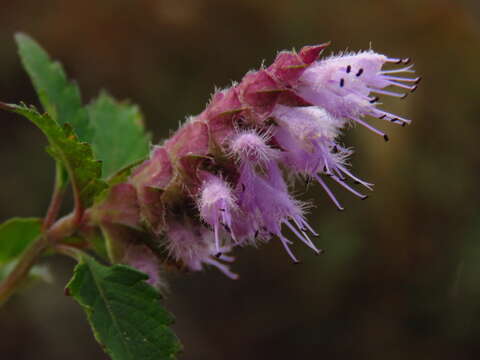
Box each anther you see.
[361,195,369,200]
[402,58,411,64]
[401,93,408,99]
[346,65,351,73]
[215,252,222,258]
[410,85,417,93]
[356,68,364,77]
[369,96,379,103]
[383,134,389,142]
[415,77,422,84]
[378,114,386,119]
[219,208,226,212]
[254,230,259,238]
[340,78,345,87]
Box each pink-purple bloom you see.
[93,43,419,281]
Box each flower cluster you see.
[93,43,419,280]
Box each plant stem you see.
[0,213,76,306]
[0,234,49,305]
[42,162,67,231]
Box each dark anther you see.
[356,68,364,77]
[401,93,408,99]
[415,77,422,84]
[395,59,402,64]
[215,252,222,258]
[353,180,360,185]
[346,65,351,73]
[402,58,411,64]
[241,184,246,192]
[340,78,345,87]
[333,146,339,153]
[401,122,406,127]
[383,134,389,142]
[369,96,379,103]
[219,208,226,212]
[293,260,302,265]
[222,223,231,232]
[254,230,259,238]
[379,114,386,119]
[361,195,369,200]
[323,165,327,173]
[410,85,417,93]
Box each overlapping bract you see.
[94,43,419,279]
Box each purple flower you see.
[197,174,238,253]
[296,51,420,139]
[165,221,238,279]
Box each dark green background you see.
[1,0,479,359]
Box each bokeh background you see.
[1,0,479,359]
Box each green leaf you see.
[1,103,107,205]
[88,92,151,179]
[0,218,41,264]
[15,33,93,142]
[67,254,181,360]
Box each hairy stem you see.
[0,213,76,305]
[42,162,67,231]
[0,234,49,305]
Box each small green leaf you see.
[88,92,151,179]
[15,33,93,142]
[67,254,181,360]
[0,218,41,264]
[1,103,107,205]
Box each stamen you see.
[356,68,364,77]
[386,80,418,92]
[214,224,221,254]
[374,110,411,124]
[314,174,344,211]
[278,233,299,263]
[369,88,407,98]
[380,65,415,74]
[205,258,239,279]
[383,75,421,83]
[331,176,368,199]
[340,78,345,87]
[350,115,389,140]
[346,65,351,73]
[337,164,374,190]
[285,221,320,254]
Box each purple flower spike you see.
[95,42,418,278]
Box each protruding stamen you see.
[337,164,374,190]
[205,258,239,279]
[369,88,407,98]
[314,174,344,211]
[380,65,415,74]
[350,115,388,139]
[278,233,299,263]
[373,110,411,124]
[386,80,418,92]
[331,176,368,199]
[285,221,320,254]
[383,75,421,83]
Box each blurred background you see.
[0,0,479,359]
